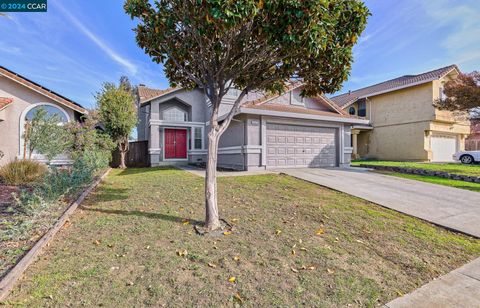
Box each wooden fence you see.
[110,141,149,168]
[466,139,480,151]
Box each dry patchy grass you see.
[5,168,480,307]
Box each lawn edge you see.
[354,164,480,183]
[0,168,112,302]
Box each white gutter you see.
[240,107,370,125]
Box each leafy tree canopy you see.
[435,71,480,118]
[125,0,369,97]
[96,81,137,144]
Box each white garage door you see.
[266,123,337,168]
[431,134,457,162]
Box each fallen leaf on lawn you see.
[291,250,296,255]
[300,247,308,251]
[231,218,239,222]
[327,268,334,274]
[291,267,299,273]
[223,231,232,236]
[182,220,190,225]
[234,293,243,303]
[356,239,365,244]
[110,266,119,271]
[208,262,217,268]
[126,281,134,286]
[233,256,240,261]
[94,240,101,246]
[334,237,340,243]
[307,266,315,270]
[177,249,188,257]
[299,239,303,244]
[213,246,218,249]
[146,245,150,250]
[228,276,236,283]
[396,290,404,296]
[292,244,297,249]
[275,229,282,235]
[301,266,307,270]
[316,228,325,236]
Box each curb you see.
[0,168,112,302]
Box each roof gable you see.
[0,66,86,114]
[243,82,347,116]
[331,64,460,108]
[138,85,182,104]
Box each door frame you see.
[163,127,189,161]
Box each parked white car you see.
[453,150,480,164]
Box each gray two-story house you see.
[137,83,369,170]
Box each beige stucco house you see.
[330,65,470,162]
[0,66,87,165]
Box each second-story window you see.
[163,107,187,122]
[348,106,356,115]
[357,101,366,117]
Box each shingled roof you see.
[0,66,86,114]
[138,85,181,104]
[330,65,460,108]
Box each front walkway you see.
[279,167,480,238]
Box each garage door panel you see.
[431,134,457,162]
[266,123,337,168]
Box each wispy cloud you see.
[54,2,138,76]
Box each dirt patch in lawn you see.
[5,168,480,307]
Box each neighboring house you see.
[330,65,470,162]
[466,118,480,151]
[137,83,369,170]
[0,66,87,165]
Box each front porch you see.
[148,120,207,166]
[351,125,373,160]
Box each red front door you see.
[164,129,187,159]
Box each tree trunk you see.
[205,127,221,231]
[119,149,127,169]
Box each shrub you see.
[0,159,47,185]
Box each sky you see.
[0,0,479,109]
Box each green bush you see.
[0,159,47,185]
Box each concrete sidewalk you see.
[279,167,480,238]
[385,257,480,307]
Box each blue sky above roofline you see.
[0,0,479,109]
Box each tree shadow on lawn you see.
[81,207,203,225]
[93,187,131,202]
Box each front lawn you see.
[352,160,480,177]
[5,168,480,306]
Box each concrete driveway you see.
[279,168,480,238]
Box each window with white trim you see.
[194,127,202,149]
[163,107,187,122]
[25,105,68,122]
[357,101,366,117]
